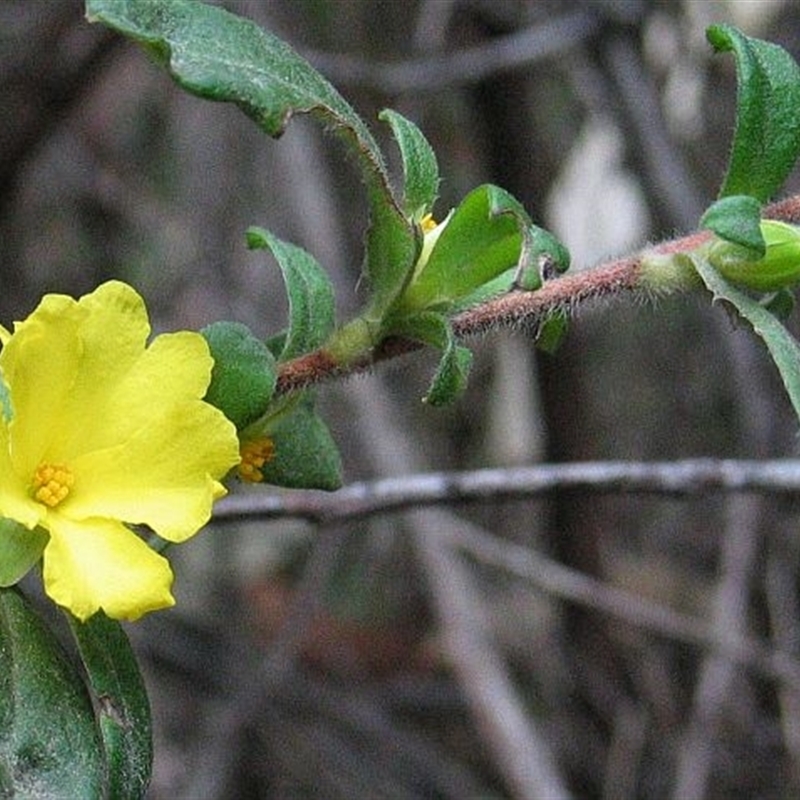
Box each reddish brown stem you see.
[274,195,800,396]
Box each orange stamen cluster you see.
[32,463,75,507]
[238,438,276,483]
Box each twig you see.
[214,458,800,525]
[303,10,600,94]
[412,510,572,800]
[449,524,800,692]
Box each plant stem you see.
[274,195,800,396]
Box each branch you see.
[274,195,800,395]
[214,458,800,524]
[212,460,800,689]
[303,10,599,93]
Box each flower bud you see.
[708,220,800,291]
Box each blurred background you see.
[4,1,800,797]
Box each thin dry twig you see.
[412,509,572,800]
[304,10,599,93]
[214,458,800,525]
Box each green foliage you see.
[0,519,48,587]
[379,108,440,221]
[67,612,152,800]
[247,227,336,360]
[388,312,473,405]
[708,24,800,202]
[201,321,277,431]
[700,195,765,255]
[85,0,417,348]
[0,587,105,797]
[692,254,800,419]
[252,395,343,490]
[396,184,568,313]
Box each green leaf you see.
[201,321,277,430]
[86,0,386,182]
[692,254,800,420]
[0,519,48,587]
[87,0,416,347]
[0,587,104,798]
[707,24,800,201]
[389,312,473,405]
[67,611,152,800]
[397,184,568,313]
[513,225,571,291]
[259,396,343,490]
[535,312,569,354]
[700,195,765,255]
[247,227,336,360]
[362,192,420,323]
[379,109,440,220]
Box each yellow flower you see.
[0,281,240,621]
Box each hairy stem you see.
[274,195,800,395]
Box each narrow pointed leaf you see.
[693,254,800,420]
[707,24,800,201]
[379,109,440,220]
[0,587,104,797]
[389,312,472,405]
[87,0,416,336]
[67,611,152,800]
[247,227,335,360]
[363,196,420,323]
[86,0,386,180]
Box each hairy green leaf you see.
[87,0,416,344]
[700,195,765,255]
[363,195,420,323]
[379,109,440,220]
[389,312,472,405]
[707,24,800,201]
[0,587,104,798]
[67,612,152,800]
[398,184,568,313]
[201,321,277,430]
[247,227,335,360]
[259,397,342,490]
[0,519,48,587]
[693,254,800,420]
[86,0,384,176]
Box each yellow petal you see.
[80,330,217,452]
[1,282,150,475]
[42,515,175,621]
[67,398,238,541]
[0,415,44,529]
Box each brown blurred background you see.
[4,1,800,797]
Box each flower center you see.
[237,438,275,483]
[31,462,75,508]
